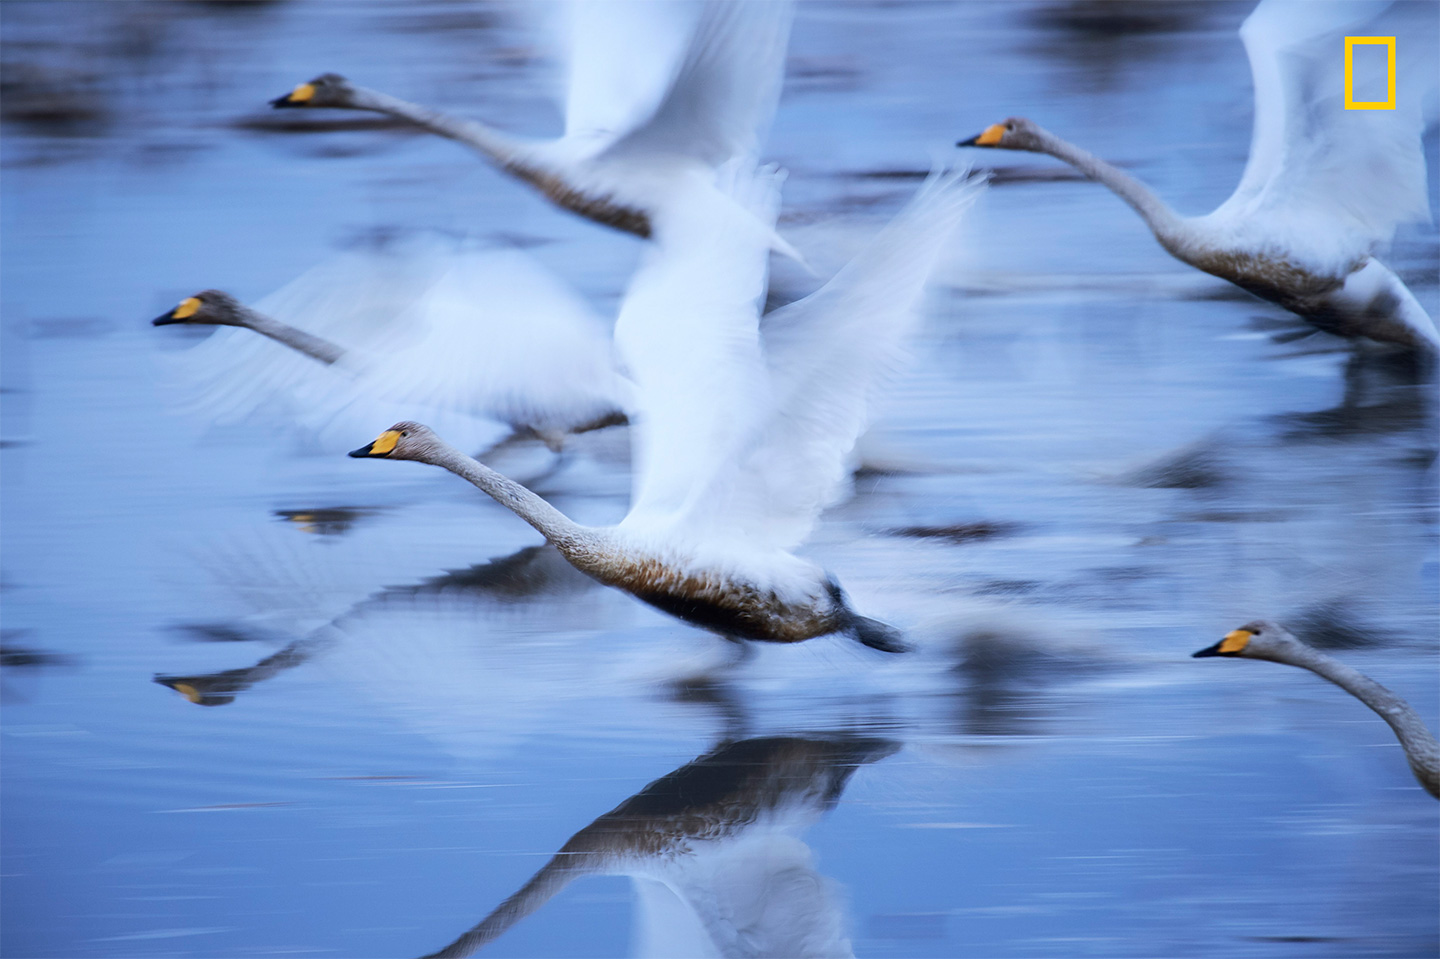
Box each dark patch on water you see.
[889,521,1022,543]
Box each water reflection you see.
[154,543,598,709]
[422,734,897,959]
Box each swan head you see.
[348,421,443,462]
[957,117,1044,152]
[270,73,356,109]
[1193,620,1301,662]
[152,290,246,327]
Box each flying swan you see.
[1195,620,1439,798]
[350,165,987,649]
[960,0,1439,352]
[270,0,799,256]
[153,240,632,451]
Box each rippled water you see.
[3,2,1438,957]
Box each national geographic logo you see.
[1344,36,1396,109]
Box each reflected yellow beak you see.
[271,82,315,108]
[173,683,204,704]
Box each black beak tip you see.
[269,94,297,109]
[152,313,178,326]
[347,445,373,458]
[957,136,980,147]
[1192,646,1219,658]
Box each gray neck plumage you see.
[1031,128,1185,250]
[239,307,345,366]
[431,445,598,556]
[344,87,526,169]
[1289,644,1440,798]
[419,856,596,959]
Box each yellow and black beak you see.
[1193,629,1253,658]
[349,429,401,458]
[270,82,316,109]
[957,123,1006,148]
[152,296,201,326]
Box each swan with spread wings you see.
[351,165,986,649]
[960,0,1438,352]
[154,238,633,452]
[271,0,799,257]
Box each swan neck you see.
[419,856,593,959]
[1034,128,1184,244]
[347,87,523,166]
[434,446,595,554]
[241,308,344,365]
[1290,645,1440,793]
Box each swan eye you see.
[400,431,408,437]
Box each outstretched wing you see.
[165,237,450,436]
[614,163,781,536]
[600,0,794,167]
[1220,0,1435,262]
[558,0,700,143]
[692,167,987,551]
[165,238,629,446]
[335,247,633,436]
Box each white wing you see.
[614,164,781,534]
[601,0,794,168]
[1219,0,1436,261]
[334,247,633,436]
[168,238,448,435]
[559,0,701,143]
[690,168,987,551]
[166,238,629,443]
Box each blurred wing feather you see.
[615,165,781,533]
[602,0,793,167]
[560,0,700,143]
[697,168,986,550]
[1223,0,1435,260]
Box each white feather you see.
[1210,0,1437,271]
[615,164,987,559]
[165,236,632,448]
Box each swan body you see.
[271,1,796,252]
[1195,620,1439,799]
[420,735,895,958]
[153,241,632,450]
[351,166,986,647]
[349,423,895,648]
[959,0,1439,352]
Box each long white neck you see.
[1030,128,1187,251]
[239,307,344,366]
[431,445,599,556]
[345,87,526,168]
[1287,644,1440,798]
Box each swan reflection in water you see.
[421,734,898,959]
[154,543,597,707]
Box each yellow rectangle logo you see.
[1345,36,1396,109]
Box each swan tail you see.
[850,615,912,654]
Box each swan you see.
[959,0,1439,353]
[270,1,799,255]
[418,734,896,958]
[153,241,632,452]
[1194,620,1439,798]
[350,165,987,649]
